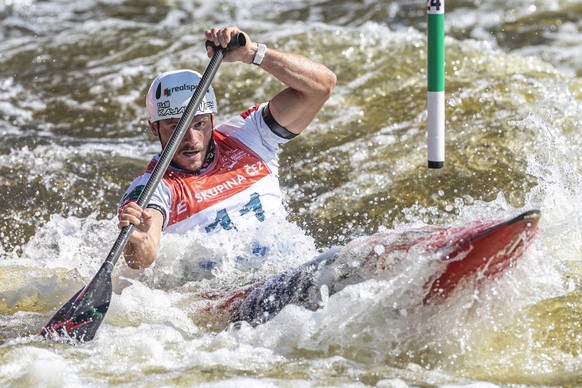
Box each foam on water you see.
[1,0,581,386]
[1,181,579,384]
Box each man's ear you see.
[148,120,159,136]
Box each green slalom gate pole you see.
[427,0,445,169]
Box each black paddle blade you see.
[41,262,113,343]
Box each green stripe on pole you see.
[427,13,445,92]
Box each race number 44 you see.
[205,192,265,233]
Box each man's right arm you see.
[117,201,164,269]
[205,27,336,137]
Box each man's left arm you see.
[205,27,337,136]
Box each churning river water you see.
[1,0,581,386]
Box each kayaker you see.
[117,26,336,269]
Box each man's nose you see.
[182,125,199,142]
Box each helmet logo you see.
[155,83,162,99]
[147,70,217,120]
[163,83,198,98]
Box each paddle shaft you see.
[105,34,246,268]
[41,33,247,341]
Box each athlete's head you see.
[146,69,217,173]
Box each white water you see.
[1,0,581,386]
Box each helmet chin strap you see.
[196,114,216,175]
[155,121,162,145]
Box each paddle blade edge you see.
[40,262,114,343]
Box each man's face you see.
[150,113,214,173]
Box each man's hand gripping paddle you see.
[40,34,246,343]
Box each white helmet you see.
[146,69,217,122]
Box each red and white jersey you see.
[119,103,291,234]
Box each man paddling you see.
[117,26,336,269]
